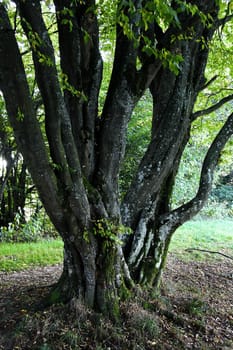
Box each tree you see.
[0,114,15,211]
[0,0,233,316]
[0,104,34,227]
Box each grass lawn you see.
[169,219,233,261]
[0,239,63,272]
[0,219,232,272]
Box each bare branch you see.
[216,14,233,29]
[191,94,233,121]
[198,75,218,92]
[186,248,233,261]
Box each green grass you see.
[0,239,63,272]
[170,219,233,261]
[0,219,232,272]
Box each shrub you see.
[197,198,233,219]
[0,211,58,243]
[211,184,233,207]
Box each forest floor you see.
[0,254,233,350]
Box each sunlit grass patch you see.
[0,239,63,272]
[170,219,233,261]
[1,219,232,272]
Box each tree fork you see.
[1,1,233,318]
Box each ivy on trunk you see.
[0,0,233,317]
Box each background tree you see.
[0,112,15,210]
[0,91,38,227]
[0,0,233,316]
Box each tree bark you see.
[0,0,232,315]
[121,0,225,285]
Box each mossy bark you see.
[136,233,172,288]
[41,228,126,321]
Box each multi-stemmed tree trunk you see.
[0,0,233,316]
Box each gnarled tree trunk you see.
[0,0,233,316]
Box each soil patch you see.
[0,255,232,349]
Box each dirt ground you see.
[0,254,233,349]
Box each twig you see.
[185,248,233,261]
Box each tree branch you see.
[191,94,233,121]
[198,75,218,92]
[216,14,233,29]
[17,0,69,172]
[54,0,103,179]
[17,0,90,225]
[160,111,233,229]
[96,0,153,215]
[0,4,64,230]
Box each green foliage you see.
[26,24,43,51]
[183,298,208,317]
[16,107,24,121]
[157,48,183,75]
[82,228,90,243]
[171,141,206,207]
[60,72,87,101]
[115,0,217,74]
[140,0,181,31]
[141,38,184,74]
[117,0,193,35]
[0,211,57,243]
[93,219,131,247]
[212,184,233,207]
[120,92,152,197]
[97,0,117,68]
[195,17,233,112]
[198,197,232,218]
[120,89,232,220]
[58,7,74,32]
[21,18,54,67]
[171,119,233,218]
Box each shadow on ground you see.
[0,256,233,349]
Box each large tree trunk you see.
[0,0,233,316]
[122,0,219,285]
